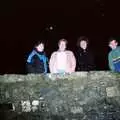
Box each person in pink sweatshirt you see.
[49,39,76,74]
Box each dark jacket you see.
[26,49,48,73]
[75,47,95,71]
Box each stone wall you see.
[0,71,120,120]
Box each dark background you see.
[0,0,120,74]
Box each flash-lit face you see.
[80,40,87,50]
[36,43,44,52]
[58,41,66,51]
[109,40,118,50]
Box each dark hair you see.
[108,37,117,44]
[34,41,44,48]
[76,36,88,47]
[58,38,68,45]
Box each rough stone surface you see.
[0,71,120,120]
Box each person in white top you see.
[49,39,76,73]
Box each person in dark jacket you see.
[75,36,95,71]
[26,41,48,73]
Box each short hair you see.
[58,38,68,45]
[76,36,88,47]
[34,41,44,48]
[108,37,117,44]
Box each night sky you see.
[0,0,120,74]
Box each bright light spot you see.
[49,26,53,30]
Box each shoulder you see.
[65,50,74,54]
[28,50,37,57]
[31,49,37,54]
[65,51,75,58]
[51,51,58,57]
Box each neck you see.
[58,49,65,52]
[112,46,117,50]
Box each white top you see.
[56,51,67,71]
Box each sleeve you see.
[49,52,56,73]
[43,55,48,73]
[74,50,81,71]
[26,50,36,73]
[27,50,36,63]
[108,53,115,71]
[70,51,76,72]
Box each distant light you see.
[49,26,53,30]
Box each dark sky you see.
[0,0,120,74]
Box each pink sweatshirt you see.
[49,50,76,73]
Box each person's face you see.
[36,43,44,52]
[109,40,118,49]
[80,40,87,50]
[58,41,66,51]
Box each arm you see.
[26,50,36,73]
[108,53,115,71]
[43,55,48,73]
[74,50,82,71]
[49,52,57,73]
[70,51,76,72]
[27,50,36,63]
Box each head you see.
[108,38,118,50]
[34,41,44,52]
[58,39,68,51]
[77,36,88,50]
